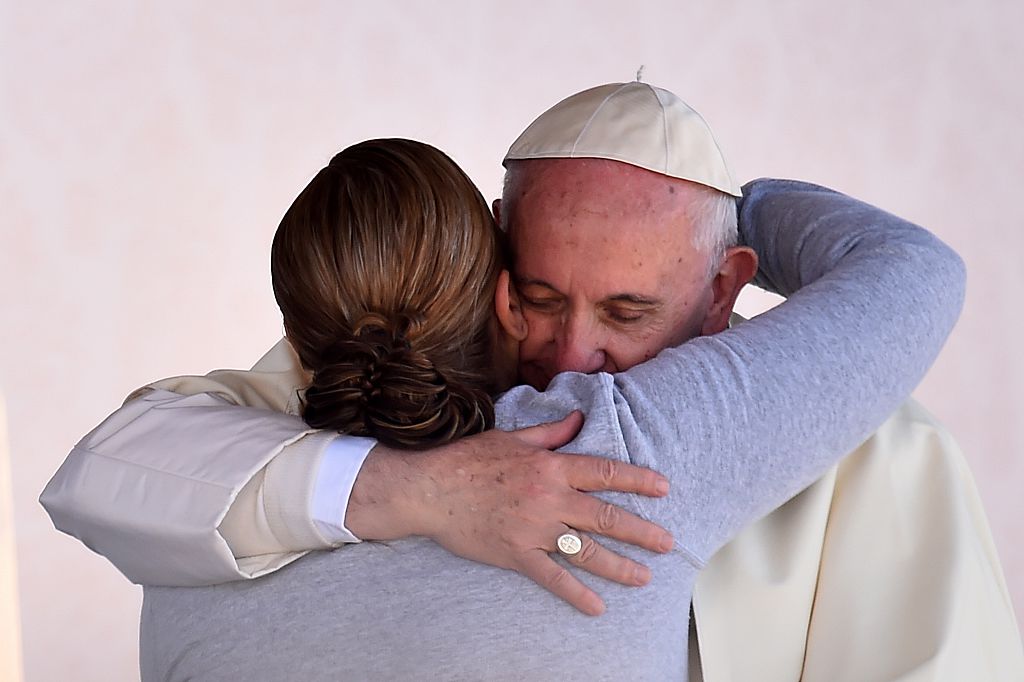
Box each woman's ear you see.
[494,269,528,341]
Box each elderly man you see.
[43,83,1022,679]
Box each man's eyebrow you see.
[514,276,560,291]
[515,277,660,306]
[605,293,661,306]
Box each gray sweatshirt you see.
[139,180,966,681]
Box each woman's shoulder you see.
[495,372,631,460]
[495,372,612,426]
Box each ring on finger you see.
[556,530,583,557]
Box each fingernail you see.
[660,534,674,552]
[633,566,651,585]
[655,479,669,495]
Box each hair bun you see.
[303,313,493,448]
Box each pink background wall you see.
[1,2,1021,679]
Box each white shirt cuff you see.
[310,435,376,544]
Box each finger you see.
[513,410,584,450]
[565,491,674,554]
[563,454,670,498]
[517,551,606,617]
[560,533,652,587]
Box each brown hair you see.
[271,139,504,448]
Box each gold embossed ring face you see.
[556,531,583,556]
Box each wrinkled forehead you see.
[506,159,712,295]
[505,158,708,228]
[507,158,703,246]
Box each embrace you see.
[42,82,1023,680]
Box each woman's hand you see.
[345,411,674,616]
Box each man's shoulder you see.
[872,397,958,447]
[838,396,967,491]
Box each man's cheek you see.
[603,337,657,373]
[521,313,558,352]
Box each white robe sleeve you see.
[40,388,339,585]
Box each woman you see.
[129,138,965,679]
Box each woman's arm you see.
[500,179,965,565]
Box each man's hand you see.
[345,411,673,616]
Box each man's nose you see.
[554,316,607,375]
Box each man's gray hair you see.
[688,186,739,278]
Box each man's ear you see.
[492,198,502,226]
[494,269,528,341]
[701,246,759,335]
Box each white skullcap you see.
[503,82,742,197]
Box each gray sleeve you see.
[500,179,966,566]
[617,178,965,562]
